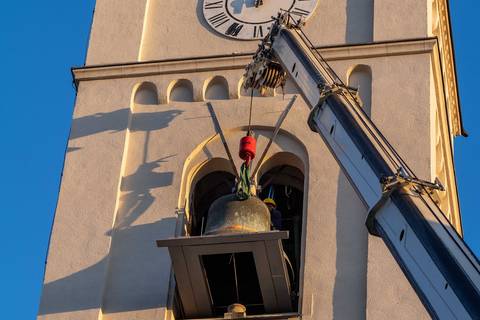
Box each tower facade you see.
[39,1,463,319]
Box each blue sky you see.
[0,1,478,318]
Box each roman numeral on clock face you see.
[253,25,263,38]
[204,1,223,10]
[208,12,230,28]
[226,23,244,37]
[290,7,311,16]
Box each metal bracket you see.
[317,83,337,102]
[318,83,361,104]
[307,83,357,133]
[381,168,445,193]
[366,168,445,236]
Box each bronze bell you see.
[204,194,271,235]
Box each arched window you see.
[258,153,305,311]
[204,76,229,100]
[133,82,158,105]
[190,170,236,236]
[348,65,372,116]
[188,158,236,236]
[346,0,374,43]
[169,79,194,102]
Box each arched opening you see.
[166,151,304,318]
[205,76,229,100]
[186,160,268,316]
[348,65,372,116]
[258,154,305,311]
[169,79,194,102]
[188,158,236,236]
[189,170,236,236]
[133,82,158,105]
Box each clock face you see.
[203,0,318,40]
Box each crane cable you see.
[237,88,256,200]
[248,87,254,135]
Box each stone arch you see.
[348,64,372,116]
[204,76,229,100]
[177,126,309,218]
[188,158,236,236]
[346,0,374,43]
[132,82,159,106]
[174,126,309,310]
[168,79,194,103]
[257,151,306,311]
[257,152,305,186]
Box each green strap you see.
[236,162,251,200]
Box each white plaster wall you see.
[345,0,374,44]
[86,0,148,65]
[38,80,133,319]
[85,0,430,65]
[374,0,429,41]
[40,50,434,319]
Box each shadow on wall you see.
[333,173,368,319]
[67,147,82,153]
[39,153,178,315]
[346,0,374,44]
[38,217,178,316]
[40,82,185,314]
[111,155,176,233]
[69,109,183,140]
[69,109,130,140]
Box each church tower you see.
[38,1,464,319]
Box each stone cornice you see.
[72,38,436,84]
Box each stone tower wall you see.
[38,1,461,319]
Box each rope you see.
[236,162,252,200]
[248,87,254,134]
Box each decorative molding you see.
[430,43,462,234]
[432,0,464,137]
[72,38,436,83]
[428,0,463,233]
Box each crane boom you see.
[243,14,480,320]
